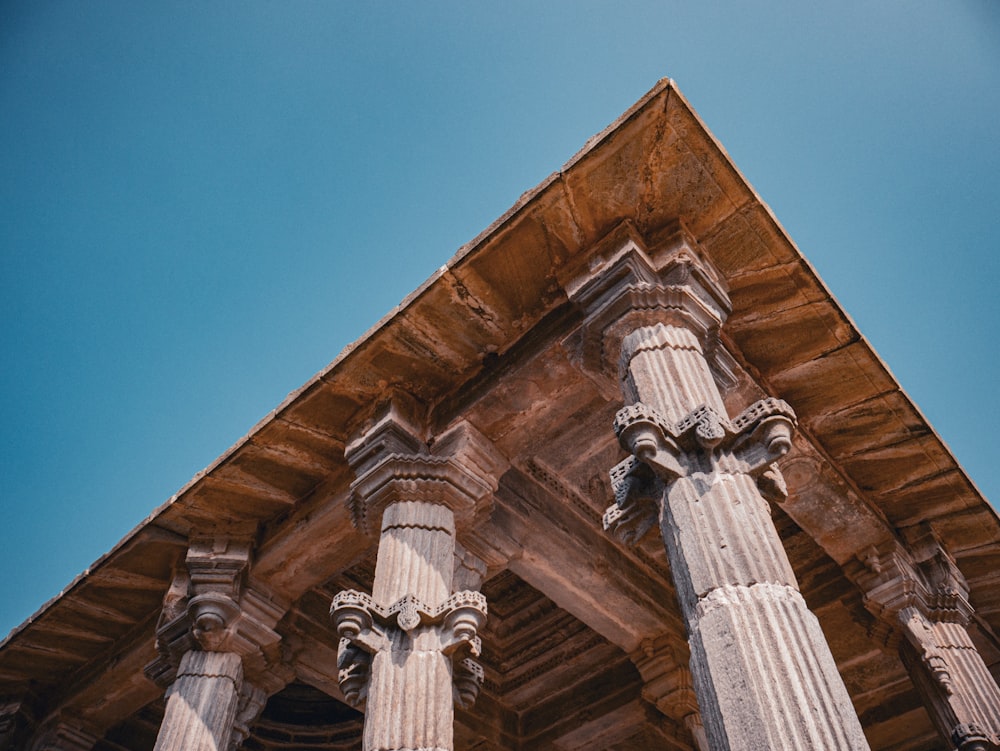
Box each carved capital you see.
[565,223,733,389]
[331,590,486,647]
[346,408,507,535]
[855,537,973,628]
[854,536,1000,746]
[604,398,795,544]
[145,538,288,692]
[330,589,487,709]
[613,398,795,473]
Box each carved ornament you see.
[566,224,734,391]
[345,411,507,536]
[330,589,487,709]
[144,537,288,694]
[605,398,795,544]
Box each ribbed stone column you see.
[153,651,242,751]
[332,411,502,751]
[365,502,459,751]
[859,539,1000,750]
[573,230,871,751]
[903,613,1000,750]
[617,323,870,751]
[145,538,288,751]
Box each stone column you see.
[145,538,288,751]
[571,228,871,751]
[154,651,243,751]
[331,408,505,751]
[857,534,1000,750]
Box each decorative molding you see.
[331,589,487,709]
[144,538,288,696]
[345,409,507,536]
[605,397,794,544]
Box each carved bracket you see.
[330,589,487,708]
[604,398,795,544]
[145,538,287,694]
[346,410,507,536]
[604,455,661,545]
[614,398,795,474]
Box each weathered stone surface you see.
[2,79,998,751]
[153,650,242,751]
[333,415,494,751]
[584,235,871,750]
[857,536,1000,748]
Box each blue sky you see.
[2,2,998,638]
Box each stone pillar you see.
[571,227,871,751]
[154,651,242,751]
[145,538,289,751]
[857,534,1000,750]
[331,408,505,751]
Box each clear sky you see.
[1,2,998,639]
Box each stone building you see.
[2,79,998,751]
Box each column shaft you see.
[153,651,242,751]
[899,610,1000,748]
[366,501,456,751]
[372,501,455,608]
[622,323,870,751]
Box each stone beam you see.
[493,465,682,653]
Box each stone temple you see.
[2,79,999,751]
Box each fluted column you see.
[154,651,242,751]
[858,537,1000,750]
[145,539,289,751]
[332,409,505,751]
[572,228,870,751]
